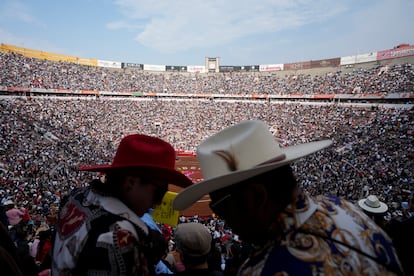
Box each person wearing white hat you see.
[358,195,389,214]
[358,195,389,231]
[173,120,403,275]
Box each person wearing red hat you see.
[52,134,192,276]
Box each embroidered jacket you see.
[52,186,154,275]
[239,192,403,276]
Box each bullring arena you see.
[0,43,413,220]
[172,154,209,216]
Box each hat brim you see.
[78,165,193,188]
[358,199,388,214]
[3,200,14,206]
[173,140,332,210]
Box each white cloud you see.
[0,0,40,25]
[2,0,411,65]
[110,0,348,53]
[106,20,141,31]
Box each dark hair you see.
[180,251,209,266]
[90,174,125,198]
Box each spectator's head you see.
[79,134,192,216]
[174,222,212,266]
[174,120,332,243]
[358,195,388,216]
[3,200,15,210]
[38,228,53,241]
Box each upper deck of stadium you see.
[0,43,413,103]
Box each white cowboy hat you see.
[358,195,388,214]
[173,120,332,210]
[3,199,14,206]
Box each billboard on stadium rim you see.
[341,53,377,65]
[377,44,414,60]
[144,64,166,71]
[259,64,284,72]
[166,66,187,72]
[187,66,206,73]
[310,57,340,68]
[284,61,311,71]
[98,60,122,69]
[122,63,144,70]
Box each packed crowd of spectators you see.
[0,50,413,274]
[1,51,413,95]
[1,97,412,216]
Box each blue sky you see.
[0,0,412,66]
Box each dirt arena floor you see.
[169,155,212,217]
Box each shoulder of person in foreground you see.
[0,222,25,276]
[53,187,156,275]
[290,194,403,274]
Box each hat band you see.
[259,153,286,165]
[364,200,381,208]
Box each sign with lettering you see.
[152,191,180,226]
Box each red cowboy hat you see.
[78,134,193,188]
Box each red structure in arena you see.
[170,153,212,217]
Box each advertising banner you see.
[310,57,340,68]
[144,64,166,72]
[259,64,284,72]
[98,60,122,69]
[341,53,376,65]
[166,65,187,72]
[377,45,414,60]
[187,65,206,73]
[239,65,260,72]
[219,66,241,72]
[284,61,311,71]
[77,58,98,66]
[122,63,144,70]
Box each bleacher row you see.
[0,48,413,99]
[0,97,412,217]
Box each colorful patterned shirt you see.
[239,192,403,276]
